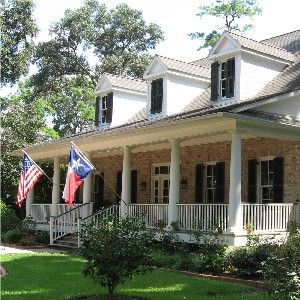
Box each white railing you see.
[50,202,93,244]
[177,204,228,231]
[127,204,168,228]
[30,204,52,223]
[81,205,120,228]
[242,203,295,232]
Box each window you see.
[211,58,235,101]
[260,159,274,203]
[95,92,113,126]
[150,78,163,114]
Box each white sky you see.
[34,0,300,62]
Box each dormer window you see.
[95,92,113,127]
[211,57,235,101]
[150,78,163,114]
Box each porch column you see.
[120,146,131,218]
[26,187,34,218]
[168,139,180,227]
[227,131,243,233]
[82,152,93,218]
[51,157,60,216]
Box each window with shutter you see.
[195,164,204,203]
[150,78,163,114]
[211,62,219,101]
[95,96,100,127]
[248,159,257,203]
[116,170,138,204]
[97,93,113,125]
[215,162,225,203]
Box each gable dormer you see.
[209,31,295,104]
[144,55,210,117]
[94,74,147,128]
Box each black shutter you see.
[93,173,105,212]
[131,170,137,204]
[248,159,257,203]
[151,78,163,114]
[106,92,113,123]
[211,61,219,101]
[215,162,225,203]
[99,172,104,203]
[116,170,122,203]
[226,58,235,98]
[95,96,100,127]
[195,164,205,203]
[273,157,284,203]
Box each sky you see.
[33,0,300,62]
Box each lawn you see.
[1,252,273,300]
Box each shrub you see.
[80,215,154,296]
[3,228,24,243]
[34,230,50,244]
[0,200,21,234]
[262,230,300,300]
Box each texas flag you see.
[62,146,94,206]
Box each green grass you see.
[1,252,273,300]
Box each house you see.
[12,30,300,246]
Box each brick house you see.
[13,30,300,246]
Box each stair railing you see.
[50,202,93,245]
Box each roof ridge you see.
[104,72,145,83]
[261,29,300,42]
[228,31,293,54]
[156,54,210,69]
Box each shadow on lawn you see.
[1,254,268,300]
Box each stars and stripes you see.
[16,154,44,208]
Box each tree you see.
[190,0,262,49]
[80,215,154,296]
[1,0,38,85]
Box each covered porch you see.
[21,112,300,244]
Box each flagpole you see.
[70,142,128,207]
[21,150,64,194]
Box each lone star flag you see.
[16,154,44,208]
[63,146,94,206]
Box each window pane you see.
[207,165,212,176]
[262,187,269,200]
[207,177,212,188]
[155,167,159,175]
[207,189,213,203]
[160,166,169,174]
[261,160,268,174]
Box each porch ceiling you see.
[10,112,300,161]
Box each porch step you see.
[52,234,78,249]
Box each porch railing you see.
[177,204,228,231]
[50,202,93,244]
[242,203,296,232]
[127,204,168,228]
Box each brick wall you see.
[92,138,300,205]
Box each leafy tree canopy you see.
[1,0,38,85]
[190,0,262,49]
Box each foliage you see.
[228,237,277,279]
[1,0,38,85]
[190,0,262,49]
[80,215,154,295]
[262,231,300,300]
[0,200,22,234]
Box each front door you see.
[153,164,170,204]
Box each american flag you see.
[16,154,44,208]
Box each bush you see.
[228,241,276,279]
[34,230,50,244]
[80,215,154,296]
[3,228,24,243]
[262,230,300,300]
[0,200,21,234]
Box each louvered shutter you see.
[151,78,163,114]
[95,96,100,127]
[226,58,235,98]
[248,159,257,203]
[106,92,113,123]
[195,164,205,203]
[215,162,225,203]
[93,173,105,212]
[273,157,284,203]
[131,170,137,204]
[116,170,122,203]
[211,61,219,101]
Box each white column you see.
[82,152,93,217]
[168,139,180,227]
[120,146,131,218]
[26,187,34,218]
[51,157,60,216]
[227,131,243,233]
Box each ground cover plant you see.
[0,252,273,300]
